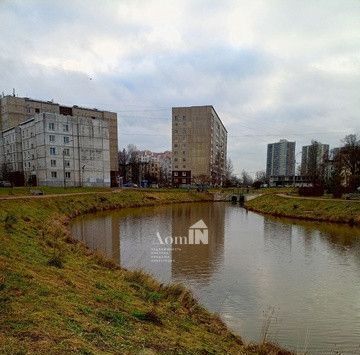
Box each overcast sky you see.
[1,0,359,176]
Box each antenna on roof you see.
[12,88,15,97]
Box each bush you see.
[4,213,18,232]
[298,186,324,197]
[48,254,64,268]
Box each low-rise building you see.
[137,150,172,185]
[269,175,312,187]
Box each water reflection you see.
[70,203,360,354]
[171,203,225,283]
[71,215,120,262]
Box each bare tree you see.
[118,144,140,183]
[193,174,211,185]
[337,134,360,191]
[223,158,235,186]
[255,170,266,183]
[241,170,253,186]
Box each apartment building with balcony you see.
[0,95,118,185]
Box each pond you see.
[70,202,360,354]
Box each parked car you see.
[345,193,360,200]
[123,182,138,188]
[0,181,12,187]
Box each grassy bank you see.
[0,190,290,354]
[0,186,114,196]
[245,194,360,225]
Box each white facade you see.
[17,113,110,187]
[0,127,23,173]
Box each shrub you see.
[298,186,324,197]
[132,310,162,325]
[4,213,18,232]
[48,254,64,268]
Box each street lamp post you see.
[81,165,85,187]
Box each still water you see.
[71,202,360,354]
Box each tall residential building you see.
[0,95,118,184]
[266,139,295,177]
[301,142,329,176]
[171,106,227,186]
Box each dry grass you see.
[246,194,360,225]
[2,189,294,354]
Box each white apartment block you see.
[0,126,23,173]
[1,112,110,187]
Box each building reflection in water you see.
[171,203,225,284]
[70,203,226,284]
[71,214,120,263]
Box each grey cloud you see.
[0,0,359,175]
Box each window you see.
[51,171,57,178]
[49,135,55,142]
[63,148,70,156]
[50,147,56,155]
[64,160,70,168]
[35,108,40,113]
[63,124,69,132]
[182,179,186,184]
[174,172,178,176]
[63,136,70,144]
[51,160,56,167]
[49,122,55,131]
[65,172,71,179]
[182,172,187,177]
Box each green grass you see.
[0,189,291,354]
[246,193,360,224]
